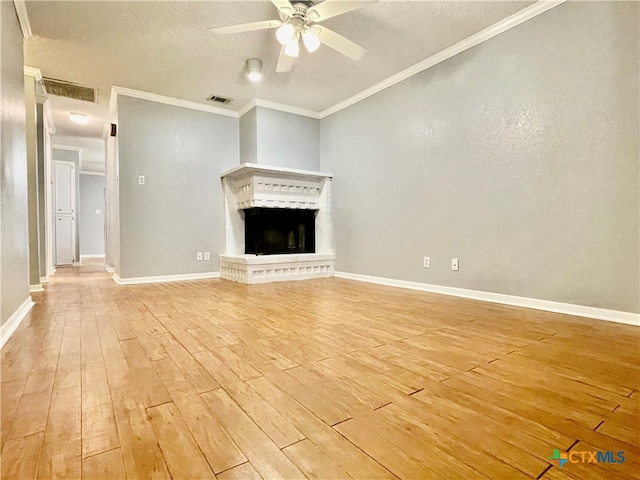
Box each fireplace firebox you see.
[244,208,316,255]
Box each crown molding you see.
[254,98,321,119]
[319,0,567,118]
[111,86,238,118]
[106,1,565,122]
[238,99,256,118]
[238,98,320,119]
[23,66,42,81]
[13,1,32,39]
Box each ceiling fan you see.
[207,0,377,73]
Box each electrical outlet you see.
[451,258,459,271]
[423,256,430,268]
[196,252,203,261]
[138,175,145,185]
[204,252,210,261]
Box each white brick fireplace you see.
[220,163,335,284]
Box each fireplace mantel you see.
[220,163,332,210]
[220,163,332,181]
[220,163,335,284]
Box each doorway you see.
[52,160,76,265]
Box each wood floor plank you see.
[173,387,248,473]
[333,416,445,479]
[147,402,217,479]
[264,369,352,426]
[162,338,221,393]
[121,338,172,408]
[37,442,81,480]
[81,448,126,480]
[81,359,120,459]
[247,376,397,479]
[210,345,263,380]
[224,380,306,449]
[111,386,171,480]
[0,432,45,480]
[217,462,263,480]
[201,388,306,479]
[2,264,638,480]
[193,349,244,389]
[283,439,353,480]
[377,400,544,479]
[0,380,26,448]
[7,390,52,439]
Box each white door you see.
[53,161,76,265]
[54,162,74,214]
[55,215,74,265]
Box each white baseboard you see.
[334,272,640,327]
[1,296,35,350]
[105,265,115,274]
[113,272,220,285]
[40,276,49,284]
[29,284,44,293]
[80,254,106,259]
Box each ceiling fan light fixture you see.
[275,23,295,45]
[69,112,88,124]
[284,35,300,58]
[302,29,321,53]
[246,58,263,83]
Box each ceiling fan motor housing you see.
[279,1,316,23]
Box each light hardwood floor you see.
[1,261,638,479]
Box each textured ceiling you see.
[25,0,535,123]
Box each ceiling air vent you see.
[42,77,97,103]
[207,94,232,104]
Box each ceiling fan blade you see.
[276,45,294,72]
[315,26,368,62]
[306,0,377,22]
[271,0,295,16]
[207,20,282,36]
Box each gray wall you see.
[36,103,46,278]
[79,174,105,256]
[25,75,40,287]
[105,133,119,271]
[238,106,320,170]
[239,106,257,164]
[1,0,30,325]
[255,106,319,170]
[117,96,238,278]
[320,1,639,313]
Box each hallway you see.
[1,263,639,479]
